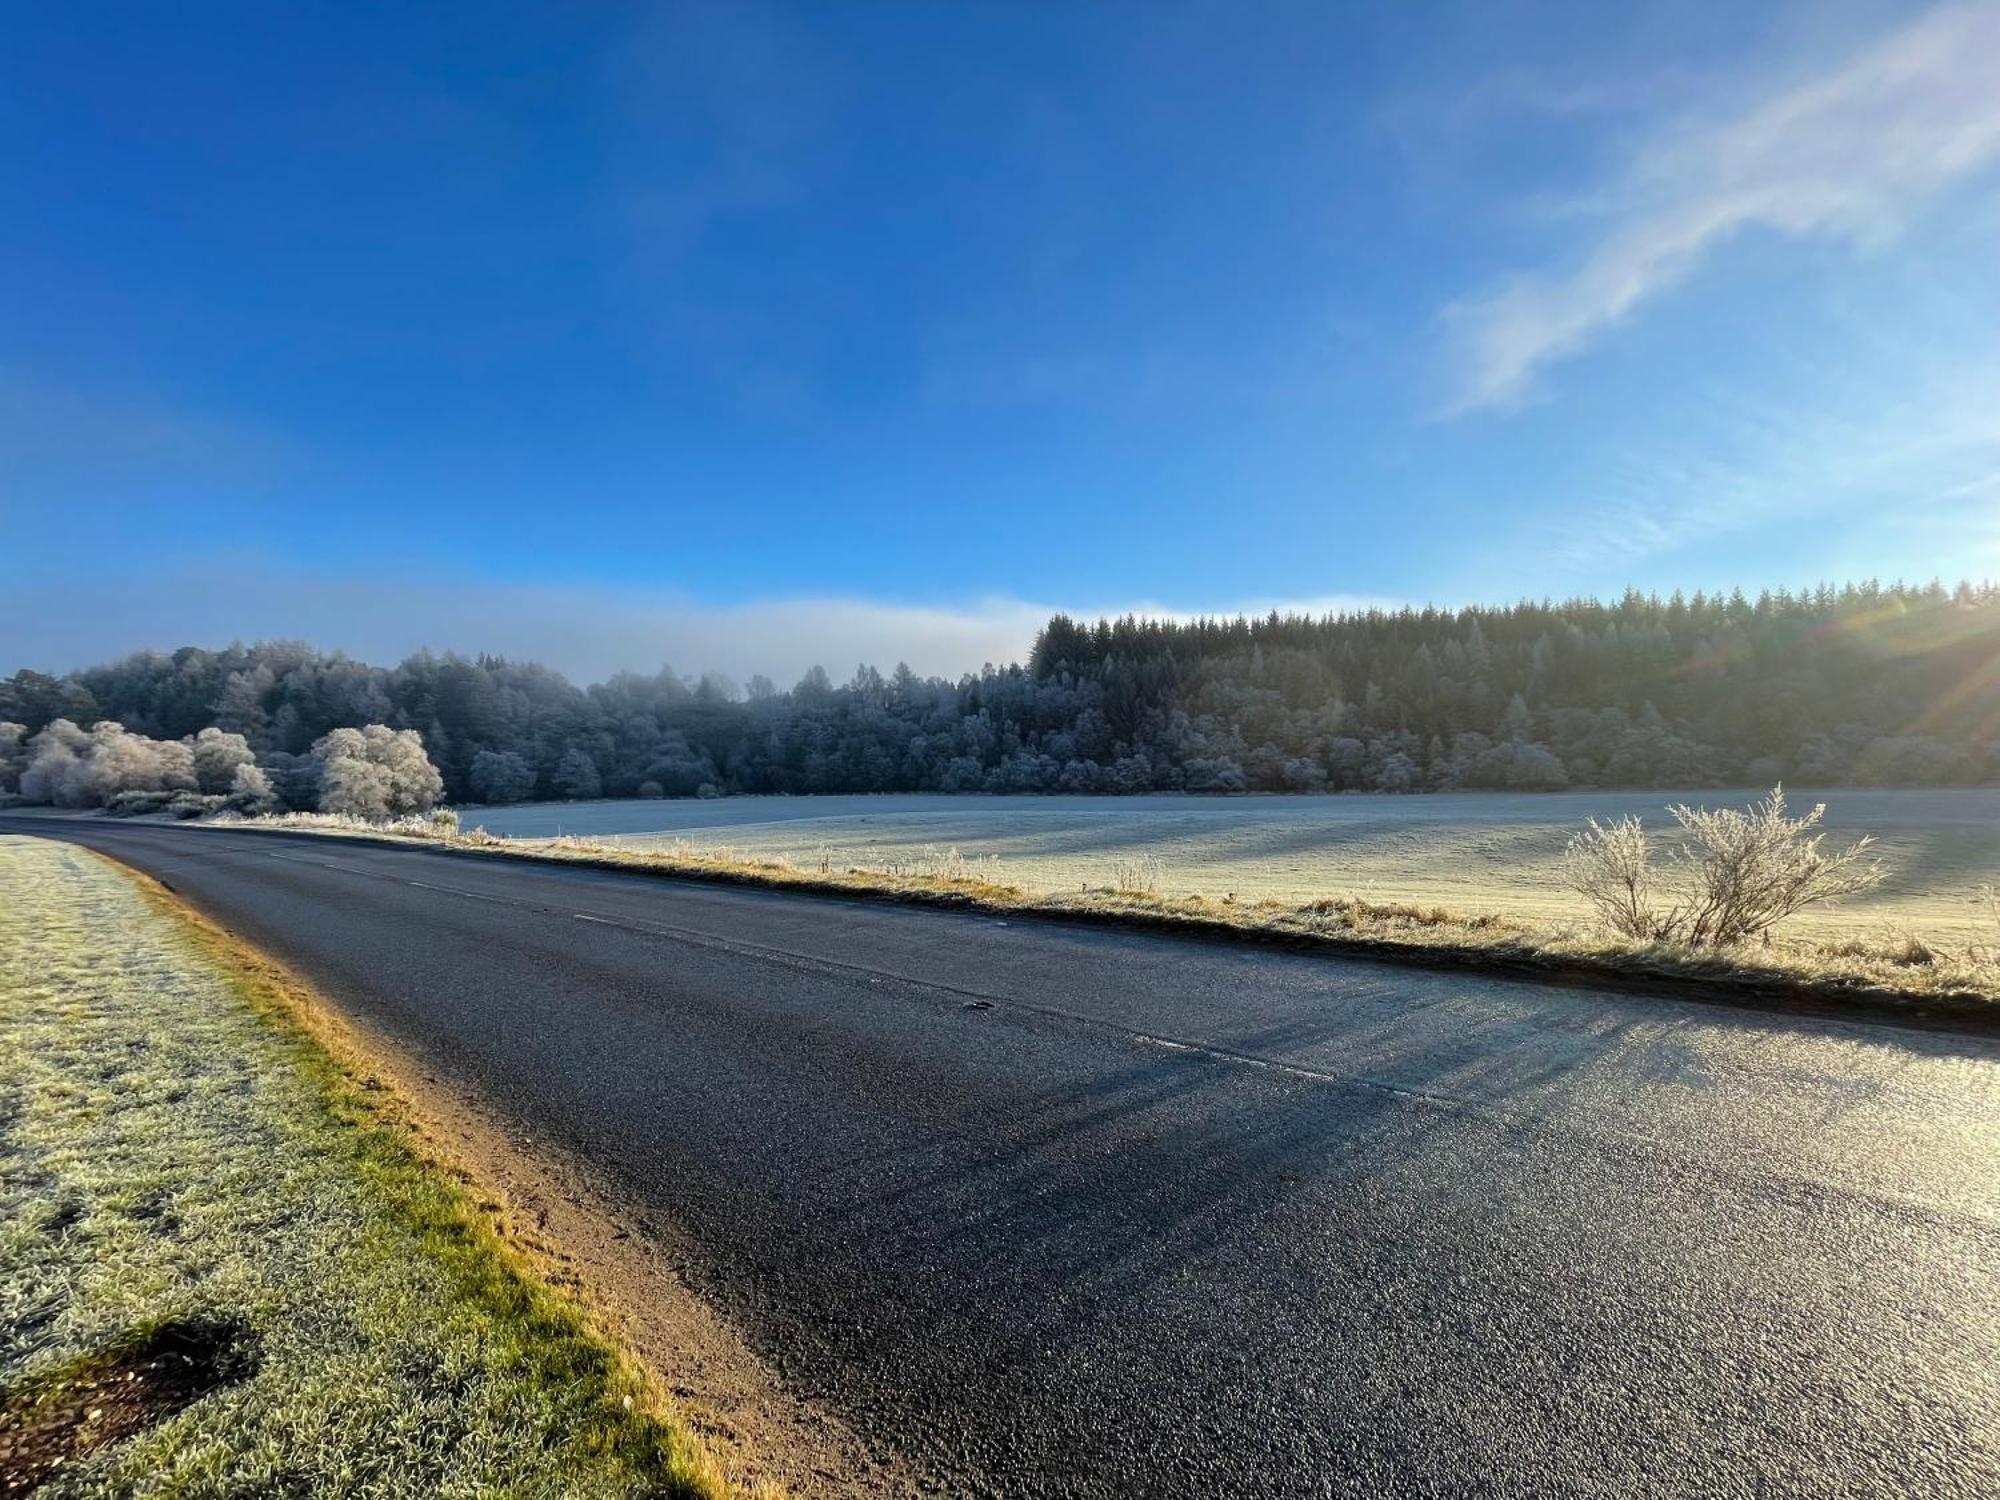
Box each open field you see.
[0,835,723,1498]
[459,788,2000,945]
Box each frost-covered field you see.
[460,788,2000,942]
[0,835,716,1497]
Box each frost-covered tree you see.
[1453,738,1569,790]
[552,747,602,800]
[0,722,26,795]
[1373,752,1420,793]
[191,727,257,794]
[20,719,92,805]
[312,725,443,818]
[1182,756,1247,793]
[468,748,537,804]
[316,732,391,818]
[85,722,197,804]
[17,719,194,807]
[229,761,278,812]
[212,665,276,745]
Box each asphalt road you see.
[7,815,1997,1498]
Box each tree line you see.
[2,580,1994,810]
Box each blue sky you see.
[4,0,1998,682]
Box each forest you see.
[3,580,1995,809]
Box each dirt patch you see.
[0,1317,259,1495]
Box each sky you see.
[3,0,1998,684]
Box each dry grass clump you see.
[213,807,463,839]
[862,845,998,883]
[1297,895,1474,930]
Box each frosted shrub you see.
[312,725,444,819]
[18,719,196,807]
[915,845,969,880]
[232,809,461,839]
[191,727,257,794]
[1565,786,1883,946]
[19,719,91,805]
[1113,854,1165,894]
[106,790,176,818]
[87,722,196,804]
[228,762,278,813]
[1563,814,1655,938]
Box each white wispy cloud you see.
[1472,315,2000,593]
[1442,2,2000,414]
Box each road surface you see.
[6,815,1997,1498]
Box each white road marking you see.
[404,878,513,904]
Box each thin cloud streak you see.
[1507,347,2000,581]
[1442,2,2000,414]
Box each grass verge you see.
[216,812,1998,1030]
[0,834,729,1498]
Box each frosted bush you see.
[228,762,278,813]
[191,727,257,794]
[19,719,91,805]
[312,725,444,818]
[1564,786,1884,946]
[18,719,197,807]
[1113,854,1166,894]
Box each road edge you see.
[75,838,924,1500]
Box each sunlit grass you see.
[0,835,727,1498]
